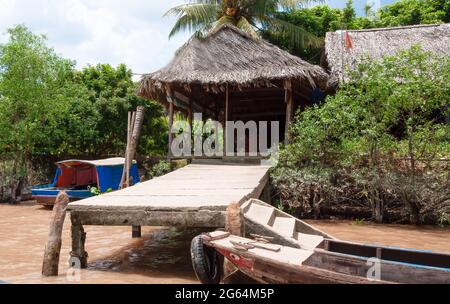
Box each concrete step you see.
[270,216,296,239]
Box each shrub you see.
[272,46,450,224]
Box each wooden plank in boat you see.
[208,235,313,266]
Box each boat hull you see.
[32,186,93,206]
[200,233,450,284]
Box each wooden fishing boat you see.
[192,231,450,284]
[31,158,139,206]
[190,199,450,284]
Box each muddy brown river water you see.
[0,202,449,284]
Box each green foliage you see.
[438,212,449,227]
[378,0,450,26]
[148,160,172,179]
[273,46,450,224]
[0,25,82,158]
[89,186,113,196]
[76,64,168,156]
[0,26,168,160]
[89,186,101,196]
[262,0,450,63]
[0,25,168,201]
[0,25,92,198]
[353,218,366,226]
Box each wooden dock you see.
[67,161,270,268]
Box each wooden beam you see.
[284,80,293,145]
[69,210,226,228]
[225,84,229,154]
[167,87,174,158]
[188,99,193,155]
[234,111,286,120]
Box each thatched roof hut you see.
[324,23,450,82]
[139,24,329,154]
[139,24,328,102]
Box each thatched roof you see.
[325,23,450,81]
[139,24,328,100]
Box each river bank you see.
[0,202,449,284]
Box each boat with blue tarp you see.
[32,158,139,206]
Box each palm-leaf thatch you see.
[139,24,328,103]
[325,23,450,82]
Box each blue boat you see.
[32,158,139,206]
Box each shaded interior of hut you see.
[164,78,324,157]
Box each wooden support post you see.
[132,225,142,238]
[42,191,69,276]
[284,80,293,145]
[188,100,193,155]
[224,84,229,155]
[167,91,175,159]
[70,213,88,269]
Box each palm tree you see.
[165,0,322,48]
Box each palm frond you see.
[165,3,219,38]
[236,17,259,39]
[264,16,323,49]
[247,0,278,16]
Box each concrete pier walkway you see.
[67,161,270,267]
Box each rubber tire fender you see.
[190,235,222,284]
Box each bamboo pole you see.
[42,191,69,276]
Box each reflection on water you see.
[88,228,203,275]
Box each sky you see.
[0,0,395,76]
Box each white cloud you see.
[0,0,191,76]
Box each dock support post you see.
[42,191,69,276]
[132,225,142,238]
[70,213,88,269]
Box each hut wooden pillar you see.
[167,87,174,158]
[284,80,293,145]
[188,100,193,155]
[224,84,229,155]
